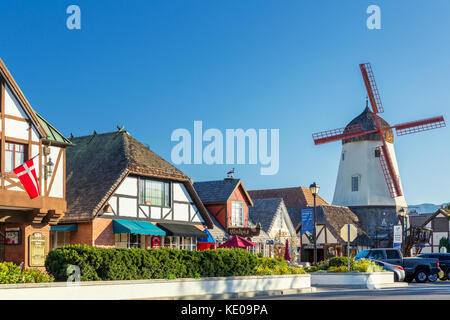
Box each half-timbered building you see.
[0,59,71,267]
[248,198,298,258]
[57,131,213,250]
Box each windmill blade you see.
[312,124,366,145]
[393,116,446,136]
[360,63,384,114]
[376,145,403,198]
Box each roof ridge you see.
[71,131,127,140]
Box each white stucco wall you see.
[333,140,407,207]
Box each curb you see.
[143,288,317,300]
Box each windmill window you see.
[351,175,360,192]
[342,152,345,161]
[375,149,381,158]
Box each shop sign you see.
[5,228,20,245]
[29,232,46,267]
[151,236,161,249]
[228,227,260,237]
[393,225,402,249]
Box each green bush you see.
[45,245,262,281]
[327,266,349,272]
[0,262,54,284]
[328,256,356,269]
[305,257,381,273]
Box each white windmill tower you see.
[312,63,446,246]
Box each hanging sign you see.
[393,225,402,249]
[301,209,313,235]
[152,236,161,249]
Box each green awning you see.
[113,219,166,236]
[50,224,78,232]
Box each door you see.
[0,230,5,262]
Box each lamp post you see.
[309,182,320,265]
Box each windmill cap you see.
[343,106,393,144]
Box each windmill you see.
[312,63,446,200]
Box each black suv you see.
[417,253,450,281]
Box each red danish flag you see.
[13,157,40,199]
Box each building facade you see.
[54,131,213,250]
[410,208,450,254]
[0,59,71,268]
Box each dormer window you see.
[231,201,244,227]
[139,178,170,207]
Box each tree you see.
[439,237,450,253]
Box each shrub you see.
[46,245,261,281]
[0,262,54,284]
[253,265,306,276]
[327,266,349,273]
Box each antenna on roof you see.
[87,130,97,144]
[69,133,74,140]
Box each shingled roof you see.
[294,205,371,246]
[63,131,212,228]
[248,187,328,208]
[343,106,393,144]
[193,179,253,205]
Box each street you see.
[254,282,450,300]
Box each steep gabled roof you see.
[0,58,70,144]
[248,187,328,208]
[420,208,450,228]
[36,113,73,146]
[294,205,370,246]
[63,131,212,228]
[193,179,253,206]
[248,198,282,232]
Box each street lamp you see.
[309,182,320,265]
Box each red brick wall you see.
[2,223,50,270]
[92,218,115,247]
[69,222,93,246]
[69,219,115,248]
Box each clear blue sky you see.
[0,0,449,205]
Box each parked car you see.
[355,248,440,283]
[371,259,405,282]
[417,253,450,281]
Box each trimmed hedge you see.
[45,245,260,281]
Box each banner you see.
[393,225,402,249]
[301,208,313,235]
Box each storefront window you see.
[163,236,197,250]
[50,231,70,249]
[115,233,145,249]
